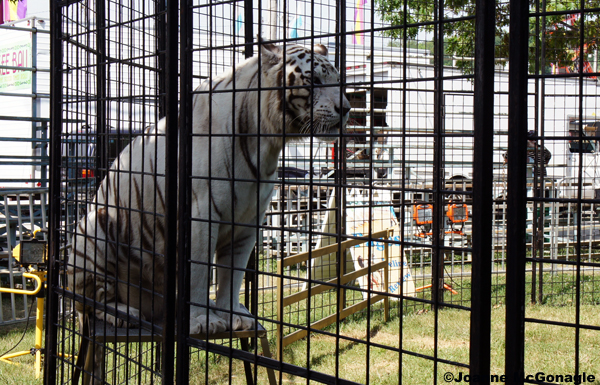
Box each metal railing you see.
[0,188,48,325]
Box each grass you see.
[275,304,600,384]
[0,320,41,385]
[1,271,600,384]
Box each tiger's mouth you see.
[326,112,349,133]
[327,120,345,132]
[283,108,347,141]
[311,120,345,142]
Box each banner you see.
[0,33,32,91]
[346,189,416,298]
[302,190,355,291]
[302,188,416,298]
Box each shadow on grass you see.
[307,323,384,369]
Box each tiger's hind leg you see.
[78,313,106,385]
[85,274,144,328]
[91,343,106,385]
[74,270,143,328]
[83,335,106,385]
[69,209,142,328]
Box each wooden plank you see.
[282,295,385,348]
[282,260,388,307]
[283,228,391,268]
[277,228,393,357]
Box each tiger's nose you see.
[335,105,351,116]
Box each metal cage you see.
[42,0,600,384]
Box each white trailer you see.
[343,54,600,194]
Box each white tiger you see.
[68,40,351,335]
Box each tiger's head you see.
[260,41,351,141]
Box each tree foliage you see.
[374,0,600,74]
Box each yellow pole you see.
[34,295,44,378]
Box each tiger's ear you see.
[258,36,282,67]
[313,44,328,57]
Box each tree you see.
[374,0,600,75]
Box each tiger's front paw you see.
[217,309,255,331]
[189,313,227,335]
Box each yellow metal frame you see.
[0,269,46,378]
[0,231,47,379]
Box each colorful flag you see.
[8,0,27,21]
[235,11,243,34]
[2,0,26,23]
[290,16,302,39]
[353,0,367,45]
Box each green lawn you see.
[1,270,600,384]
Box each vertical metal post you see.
[176,0,193,381]
[331,11,348,384]
[162,0,179,381]
[505,0,529,382]
[45,0,64,382]
[534,0,546,305]
[574,1,585,375]
[432,0,445,310]
[244,0,254,58]
[95,0,107,185]
[40,122,48,189]
[158,2,167,119]
[31,25,42,187]
[336,0,348,317]
[243,0,256,332]
[470,0,495,381]
[432,4,445,383]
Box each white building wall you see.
[0,18,50,189]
